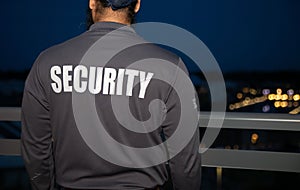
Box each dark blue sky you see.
[0,0,299,73]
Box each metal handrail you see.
[0,107,21,122]
[0,107,300,173]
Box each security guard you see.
[21,0,201,189]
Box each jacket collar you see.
[89,22,136,34]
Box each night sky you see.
[0,0,299,73]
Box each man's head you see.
[88,0,141,26]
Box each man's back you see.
[21,21,201,190]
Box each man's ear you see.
[89,0,97,10]
[134,0,141,13]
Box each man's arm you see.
[162,59,202,190]
[21,55,55,190]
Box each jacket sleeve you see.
[21,54,56,190]
[162,59,202,190]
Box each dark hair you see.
[86,0,138,30]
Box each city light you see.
[268,94,275,101]
[233,145,239,150]
[287,89,295,96]
[282,94,289,101]
[231,87,300,114]
[225,145,231,149]
[251,133,259,144]
[263,89,271,95]
[290,106,300,115]
[229,95,268,110]
[237,93,243,99]
[274,101,281,108]
[280,101,288,108]
[250,88,257,95]
[262,105,270,113]
[293,94,300,101]
[275,94,282,101]
[243,87,250,94]
[229,104,235,111]
[277,88,282,95]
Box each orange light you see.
[245,97,251,102]
[281,101,288,108]
[229,104,235,110]
[274,101,281,108]
[290,106,300,115]
[233,145,239,150]
[268,94,275,101]
[254,98,260,103]
[251,133,259,144]
[275,95,282,101]
[235,103,241,109]
[225,145,231,149]
[277,88,282,95]
[293,94,300,101]
[237,93,243,99]
[250,89,257,95]
[282,94,288,101]
[243,87,250,94]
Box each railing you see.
[0,107,300,173]
[200,112,300,173]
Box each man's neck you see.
[95,17,130,25]
[94,9,131,25]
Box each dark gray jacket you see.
[21,22,201,190]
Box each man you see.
[21,0,201,189]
